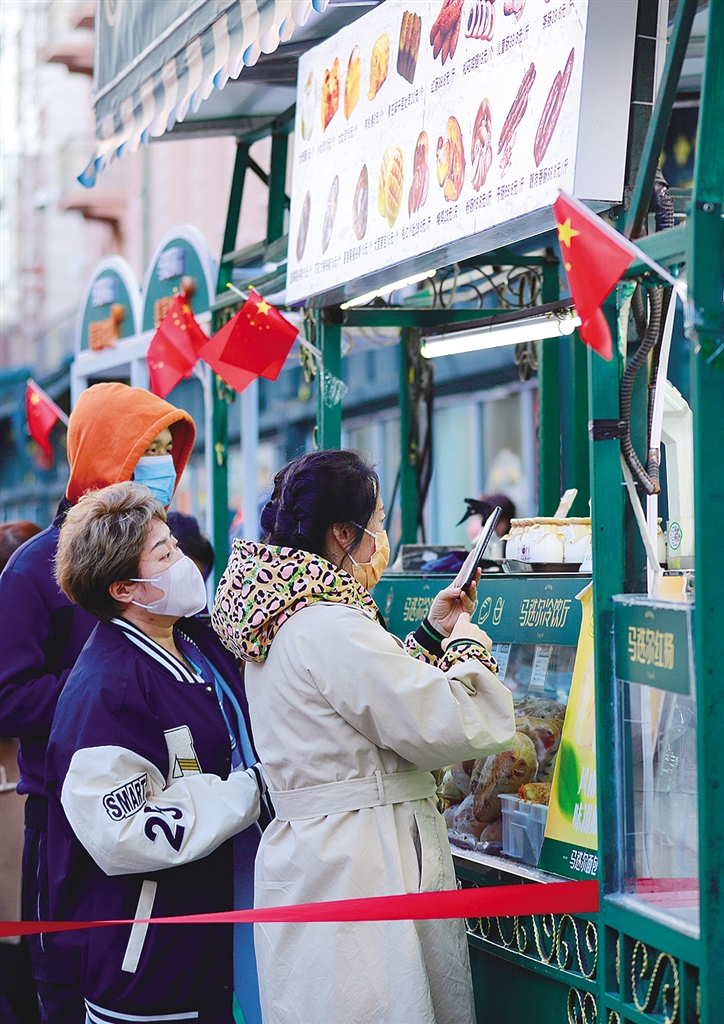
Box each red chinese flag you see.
[553,192,639,360]
[25,380,65,465]
[146,296,208,398]
[217,291,299,381]
[197,328,258,395]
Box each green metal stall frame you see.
[207,0,722,1019]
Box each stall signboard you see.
[141,224,217,332]
[538,582,598,880]
[287,0,636,304]
[375,572,586,648]
[76,256,141,353]
[613,598,693,696]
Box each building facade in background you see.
[0,0,269,523]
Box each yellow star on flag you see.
[556,217,580,248]
[256,298,272,316]
[30,393,39,405]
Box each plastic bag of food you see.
[514,695,566,721]
[450,793,486,839]
[472,732,538,822]
[515,714,562,769]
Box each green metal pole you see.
[688,2,724,1016]
[266,132,288,244]
[218,142,249,292]
[565,331,590,517]
[316,318,342,450]
[211,377,230,589]
[399,329,418,544]
[624,0,698,239]
[622,0,660,209]
[587,294,625,1022]
[211,142,249,588]
[537,255,561,515]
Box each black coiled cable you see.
[619,169,675,494]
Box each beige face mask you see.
[347,526,390,590]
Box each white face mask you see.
[131,555,207,618]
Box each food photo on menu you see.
[286,0,590,304]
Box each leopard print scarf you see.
[212,540,379,662]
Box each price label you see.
[530,645,553,691]
[492,643,511,682]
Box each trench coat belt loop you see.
[269,770,437,822]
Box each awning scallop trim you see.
[80,0,328,188]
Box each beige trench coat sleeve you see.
[290,603,516,769]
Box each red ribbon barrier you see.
[0,880,598,939]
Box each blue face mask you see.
[133,454,176,507]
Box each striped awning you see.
[80,0,328,188]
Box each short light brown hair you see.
[55,482,166,622]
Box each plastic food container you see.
[504,519,564,563]
[500,794,549,866]
[503,522,528,560]
[560,518,591,563]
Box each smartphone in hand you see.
[454,506,502,596]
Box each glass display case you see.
[612,596,699,936]
[374,571,590,877]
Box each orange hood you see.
[65,383,196,505]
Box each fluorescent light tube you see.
[340,270,436,310]
[421,310,581,358]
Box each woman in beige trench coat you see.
[213,450,515,1024]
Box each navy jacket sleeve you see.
[0,565,71,737]
[0,526,97,740]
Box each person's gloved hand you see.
[441,611,493,652]
[427,569,480,636]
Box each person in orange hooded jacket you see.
[0,383,195,1024]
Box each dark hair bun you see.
[260,500,303,545]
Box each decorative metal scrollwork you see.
[607,1012,621,1024]
[430,263,543,312]
[514,339,538,380]
[468,913,598,981]
[557,915,598,978]
[630,941,680,1024]
[530,913,557,964]
[567,987,598,1024]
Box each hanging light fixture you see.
[420,307,581,359]
[340,270,436,310]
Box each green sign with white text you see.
[375,573,588,646]
[613,599,692,695]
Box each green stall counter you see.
[373,570,597,1024]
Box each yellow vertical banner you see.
[538,583,599,879]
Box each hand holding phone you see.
[454,506,502,596]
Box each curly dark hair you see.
[260,449,379,559]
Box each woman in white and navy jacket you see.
[45,482,267,1024]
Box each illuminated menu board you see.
[287,0,634,305]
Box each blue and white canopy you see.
[81,0,329,187]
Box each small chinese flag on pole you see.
[196,331,259,395]
[553,192,640,361]
[146,295,208,398]
[25,379,69,466]
[214,290,299,381]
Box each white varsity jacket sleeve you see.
[61,745,262,876]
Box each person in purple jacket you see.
[0,383,195,1023]
[46,481,266,1024]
